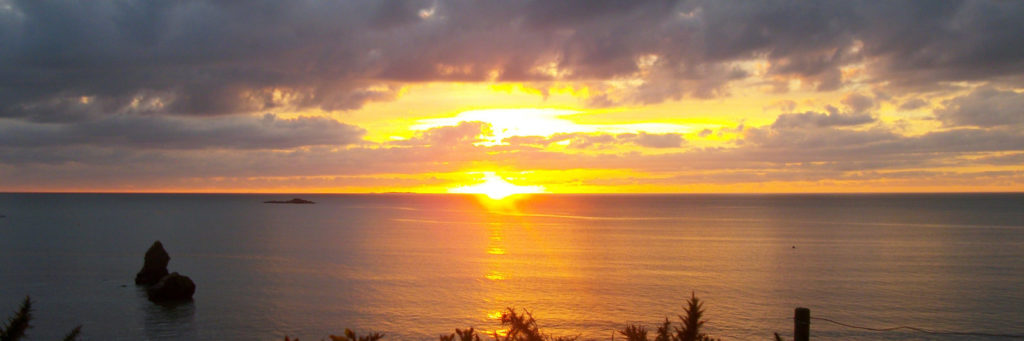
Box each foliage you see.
[455,327,480,341]
[619,324,648,341]
[655,318,672,341]
[674,292,719,341]
[616,292,720,341]
[495,308,578,341]
[61,326,82,341]
[285,328,385,341]
[286,293,729,341]
[329,328,385,341]
[440,327,481,341]
[0,296,81,341]
[0,297,31,341]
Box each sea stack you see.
[134,241,170,285]
[264,198,315,204]
[147,272,196,302]
[134,241,196,302]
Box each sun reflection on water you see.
[484,271,506,281]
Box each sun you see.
[448,172,545,200]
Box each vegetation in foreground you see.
[286,292,721,341]
[1,297,81,341]
[617,292,720,341]
[1,293,722,341]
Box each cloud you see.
[770,108,875,129]
[0,1,1022,191]
[3,0,1023,122]
[624,132,687,148]
[504,131,685,149]
[899,98,929,111]
[391,121,493,147]
[934,87,1024,127]
[2,111,1021,190]
[0,114,365,150]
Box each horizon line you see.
[1,191,1021,195]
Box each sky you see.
[0,0,1022,193]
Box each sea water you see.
[0,193,1021,340]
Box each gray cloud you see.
[624,132,687,148]
[1,1,1023,190]
[934,87,1024,127]
[391,121,492,147]
[3,0,1024,122]
[504,131,686,149]
[2,112,1021,190]
[0,114,365,150]
[770,109,875,129]
[899,98,929,111]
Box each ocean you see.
[0,193,1021,340]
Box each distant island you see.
[263,198,315,204]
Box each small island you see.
[263,198,315,204]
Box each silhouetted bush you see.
[287,293,725,341]
[619,324,648,341]
[285,328,385,341]
[494,308,578,341]
[1,296,81,341]
[619,292,721,341]
[440,327,481,341]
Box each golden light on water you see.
[484,271,506,281]
[448,172,545,200]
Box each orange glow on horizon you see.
[448,172,545,200]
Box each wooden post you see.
[795,307,810,341]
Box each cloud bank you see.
[0,0,1021,191]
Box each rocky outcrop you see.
[146,272,196,302]
[263,198,315,204]
[133,241,197,303]
[134,241,170,285]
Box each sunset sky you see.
[1,0,1022,193]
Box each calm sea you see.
[0,193,1022,340]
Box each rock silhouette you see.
[134,241,170,285]
[263,198,315,204]
[146,272,196,302]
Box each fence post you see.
[795,307,810,341]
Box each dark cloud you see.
[3,0,1023,121]
[1,1,1023,190]
[0,114,365,150]
[934,87,1024,127]
[770,108,875,129]
[899,98,929,111]
[860,1,1024,87]
[2,111,1021,190]
[841,93,876,113]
